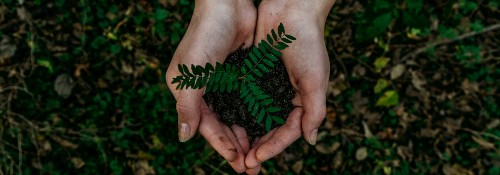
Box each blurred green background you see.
[1,0,499,174]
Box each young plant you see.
[171,23,296,131]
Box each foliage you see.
[171,23,295,131]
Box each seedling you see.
[171,23,296,131]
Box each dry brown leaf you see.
[390,64,406,79]
[461,79,479,94]
[292,160,303,174]
[411,71,426,91]
[472,136,496,150]
[315,142,340,154]
[0,37,16,65]
[134,160,155,175]
[362,121,374,138]
[355,147,368,161]
[443,164,473,175]
[70,157,85,169]
[51,136,78,150]
[332,152,343,169]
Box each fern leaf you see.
[192,64,201,76]
[282,38,292,44]
[285,34,296,40]
[267,34,274,45]
[270,47,282,56]
[272,29,278,41]
[252,47,262,58]
[272,116,285,124]
[257,64,269,73]
[244,59,252,69]
[253,69,263,77]
[257,109,266,123]
[182,65,193,77]
[261,99,273,106]
[266,107,281,113]
[265,116,272,131]
[248,98,256,112]
[251,104,259,116]
[262,59,274,68]
[205,63,214,72]
[178,64,184,76]
[278,23,285,36]
[249,52,258,64]
[266,54,278,62]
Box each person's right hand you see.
[165,0,258,173]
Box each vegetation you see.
[1,0,499,174]
[172,23,295,131]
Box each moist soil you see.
[204,48,294,136]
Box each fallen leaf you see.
[390,64,406,79]
[472,136,496,150]
[374,57,390,73]
[376,90,399,107]
[443,164,473,175]
[51,136,78,149]
[0,37,16,64]
[355,147,368,161]
[315,142,340,154]
[292,160,303,174]
[70,157,85,169]
[374,79,389,93]
[362,121,374,137]
[54,74,75,98]
[134,160,155,175]
[411,71,426,91]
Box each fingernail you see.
[179,123,190,142]
[308,129,318,145]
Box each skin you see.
[166,0,334,174]
[165,0,257,173]
[244,0,335,172]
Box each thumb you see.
[175,88,203,142]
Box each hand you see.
[165,0,258,173]
[245,0,335,170]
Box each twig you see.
[401,23,500,61]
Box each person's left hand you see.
[244,0,335,172]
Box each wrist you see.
[260,0,334,19]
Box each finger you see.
[245,164,261,175]
[175,89,204,142]
[245,108,302,168]
[198,103,237,162]
[223,125,247,173]
[244,129,278,168]
[231,125,250,153]
[299,81,327,146]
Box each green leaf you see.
[266,107,281,113]
[261,99,273,106]
[262,59,274,68]
[154,8,169,21]
[37,59,54,73]
[244,94,252,103]
[248,98,256,112]
[178,64,184,75]
[256,94,270,100]
[201,74,209,88]
[262,40,271,49]
[277,42,288,49]
[282,38,292,43]
[258,64,269,73]
[195,77,203,88]
[183,65,193,76]
[278,23,285,36]
[244,59,253,69]
[213,80,219,92]
[285,34,296,40]
[272,29,278,41]
[374,79,389,93]
[376,90,399,107]
[272,116,285,124]
[266,54,278,62]
[252,47,262,58]
[265,116,272,131]
[275,44,286,50]
[192,64,201,75]
[249,52,258,64]
[374,57,390,73]
[267,34,274,45]
[205,63,214,72]
[251,104,259,116]
[257,109,266,123]
[270,48,282,57]
[215,72,222,82]
[253,69,263,77]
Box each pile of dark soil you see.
[204,48,294,136]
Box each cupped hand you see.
[245,0,335,170]
[165,0,258,173]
